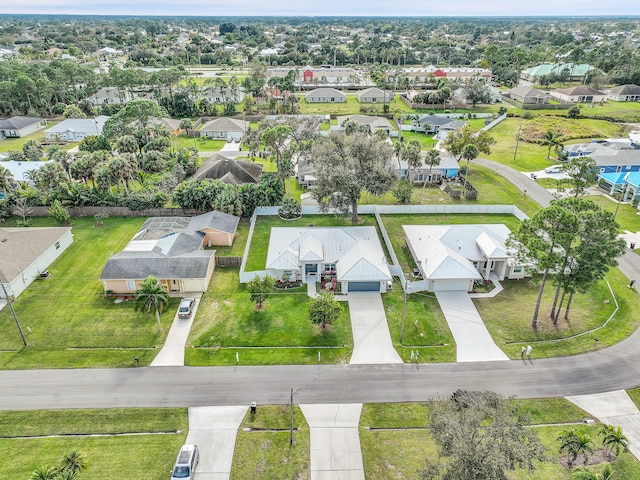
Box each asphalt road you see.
[2,158,640,411]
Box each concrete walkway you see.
[186,406,247,480]
[347,294,403,364]
[151,294,201,367]
[435,291,509,362]
[567,390,640,460]
[300,403,364,480]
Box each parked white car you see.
[544,165,563,174]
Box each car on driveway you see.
[544,165,563,174]
[178,298,195,319]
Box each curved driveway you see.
[3,158,640,411]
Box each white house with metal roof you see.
[404,224,527,292]
[44,116,110,141]
[265,226,392,293]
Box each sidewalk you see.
[151,294,201,367]
[435,291,509,362]
[300,403,365,480]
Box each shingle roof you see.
[357,87,392,100]
[553,86,605,96]
[100,249,214,280]
[609,84,640,95]
[0,116,44,130]
[187,211,240,235]
[199,118,247,132]
[193,155,263,184]
[508,86,548,98]
[306,88,345,99]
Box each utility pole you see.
[0,281,27,347]
[513,123,523,163]
[289,387,294,445]
[400,273,413,343]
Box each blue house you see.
[396,155,459,183]
[598,172,640,204]
[563,140,640,174]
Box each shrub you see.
[278,198,302,219]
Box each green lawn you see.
[0,408,187,480]
[0,216,179,370]
[185,267,353,366]
[0,125,56,153]
[173,135,226,152]
[209,218,249,257]
[477,268,640,359]
[297,94,363,115]
[586,194,640,234]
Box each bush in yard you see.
[247,274,276,310]
[392,178,413,204]
[309,291,341,330]
[48,199,70,225]
[278,197,302,219]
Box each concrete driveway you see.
[347,294,402,364]
[435,291,509,362]
[185,406,247,480]
[300,403,364,480]
[151,294,201,367]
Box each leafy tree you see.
[62,105,86,119]
[309,291,342,330]
[568,105,581,119]
[0,164,14,195]
[419,390,545,480]
[261,124,293,185]
[419,149,441,203]
[442,124,495,161]
[134,276,169,332]
[102,100,168,139]
[78,135,111,153]
[464,80,492,107]
[48,199,70,224]
[392,178,413,204]
[246,274,275,309]
[461,143,478,191]
[561,156,598,197]
[23,139,44,162]
[278,197,301,219]
[558,428,595,468]
[311,131,396,223]
[599,424,629,457]
[400,139,421,185]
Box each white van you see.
[544,165,563,174]
[171,444,199,479]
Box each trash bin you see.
[631,243,636,250]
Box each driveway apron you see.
[347,294,403,364]
[435,291,509,362]
[151,294,201,367]
[185,406,247,480]
[300,403,365,480]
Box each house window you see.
[55,241,60,250]
[513,266,522,273]
[126,280,136,290]
[324,263,336,272]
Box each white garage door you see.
[433,279,470,292]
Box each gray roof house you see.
[506,86,550,104]
[85,87,131,106]
[357,87,393,103]
[305,88,346,103]
[563,140,640,173]
[404,224,527,293]
[412,115,465,135]
[44,116,110,141]
[607,84,640,102]
[550,86,607,104]
[199,118,248,140]
[336,115,394,135]
[193,154,263,185]
[265,226,392,293]
[0,116,46,140]
[201,87,244,104]
[99,211,239,294]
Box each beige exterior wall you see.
[201,229,234,246]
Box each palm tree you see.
[558,428,595,468]
[419,149,441,203]
[134,276,169,332]
[599,424,629,456]
[0,165,14,196]
[400,140,421,187]
[461,143,478,192]
[571,462,615,480]
[29,465,59,480]
[60,449,88,474]
[541,130,563,159]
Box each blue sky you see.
[1,1,639,16]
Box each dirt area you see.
[558,449,616,469]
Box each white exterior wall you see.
[1,229,73,299]
[307,96,345,103]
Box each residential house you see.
[607,84,640,102]
[521,63,595,82]
[391,66,491,85]
[94,47,124,59]
[199,118,247,140]
[145,117,183,135]
[193,154,263,185]
[201,87,244,104]
[506,86,550,104]
[301,66,357,85]
[404,224,527,293]
[0,161,47,185]
[305,88,346,103]
[550,86,607,104]
[357,87,393,104]
[0,226,73,299]
[99,211,239,294]
[85,87,131,106]
[336,115,394,135]
[598,172,640,204]
[0,116,46,140]
[396,156,460,183]
[44,116,109,141]
[563,139,640,173]
[265,226,392,293]
[411,115,465,139]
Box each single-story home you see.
[0,116,46,140]
[357,87,393,103]
[396,156,460,183]
[146,117,183,136]
[265,226,392,293]
[506,86,550,104]
[44,116,109,142]
[85,87,131,106]
[305,88,346,103]
[550,86,607,104]
[598,172,640,204]
[201,87,244,104]
[193,154,263,185]
[563,140,640,174]
[607,84,640,102]
[0,226,73,299]
[404,224,527,292]
[99,211,238,294]
[199,118,248,140]
[336,114,394,135]
[0,161,47,185]
[521,63,595,82]
[412,115,465,135]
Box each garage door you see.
[433,279,470,292]
[348,282,380,292]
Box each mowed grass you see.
[210,218,249,257]
[173,135,226,152]
[477,268,640,359]
[231,405,310,480]
[0,216,178,370]
[0,408,187,480]
[586,194,640,234]
[185,267,352,366]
